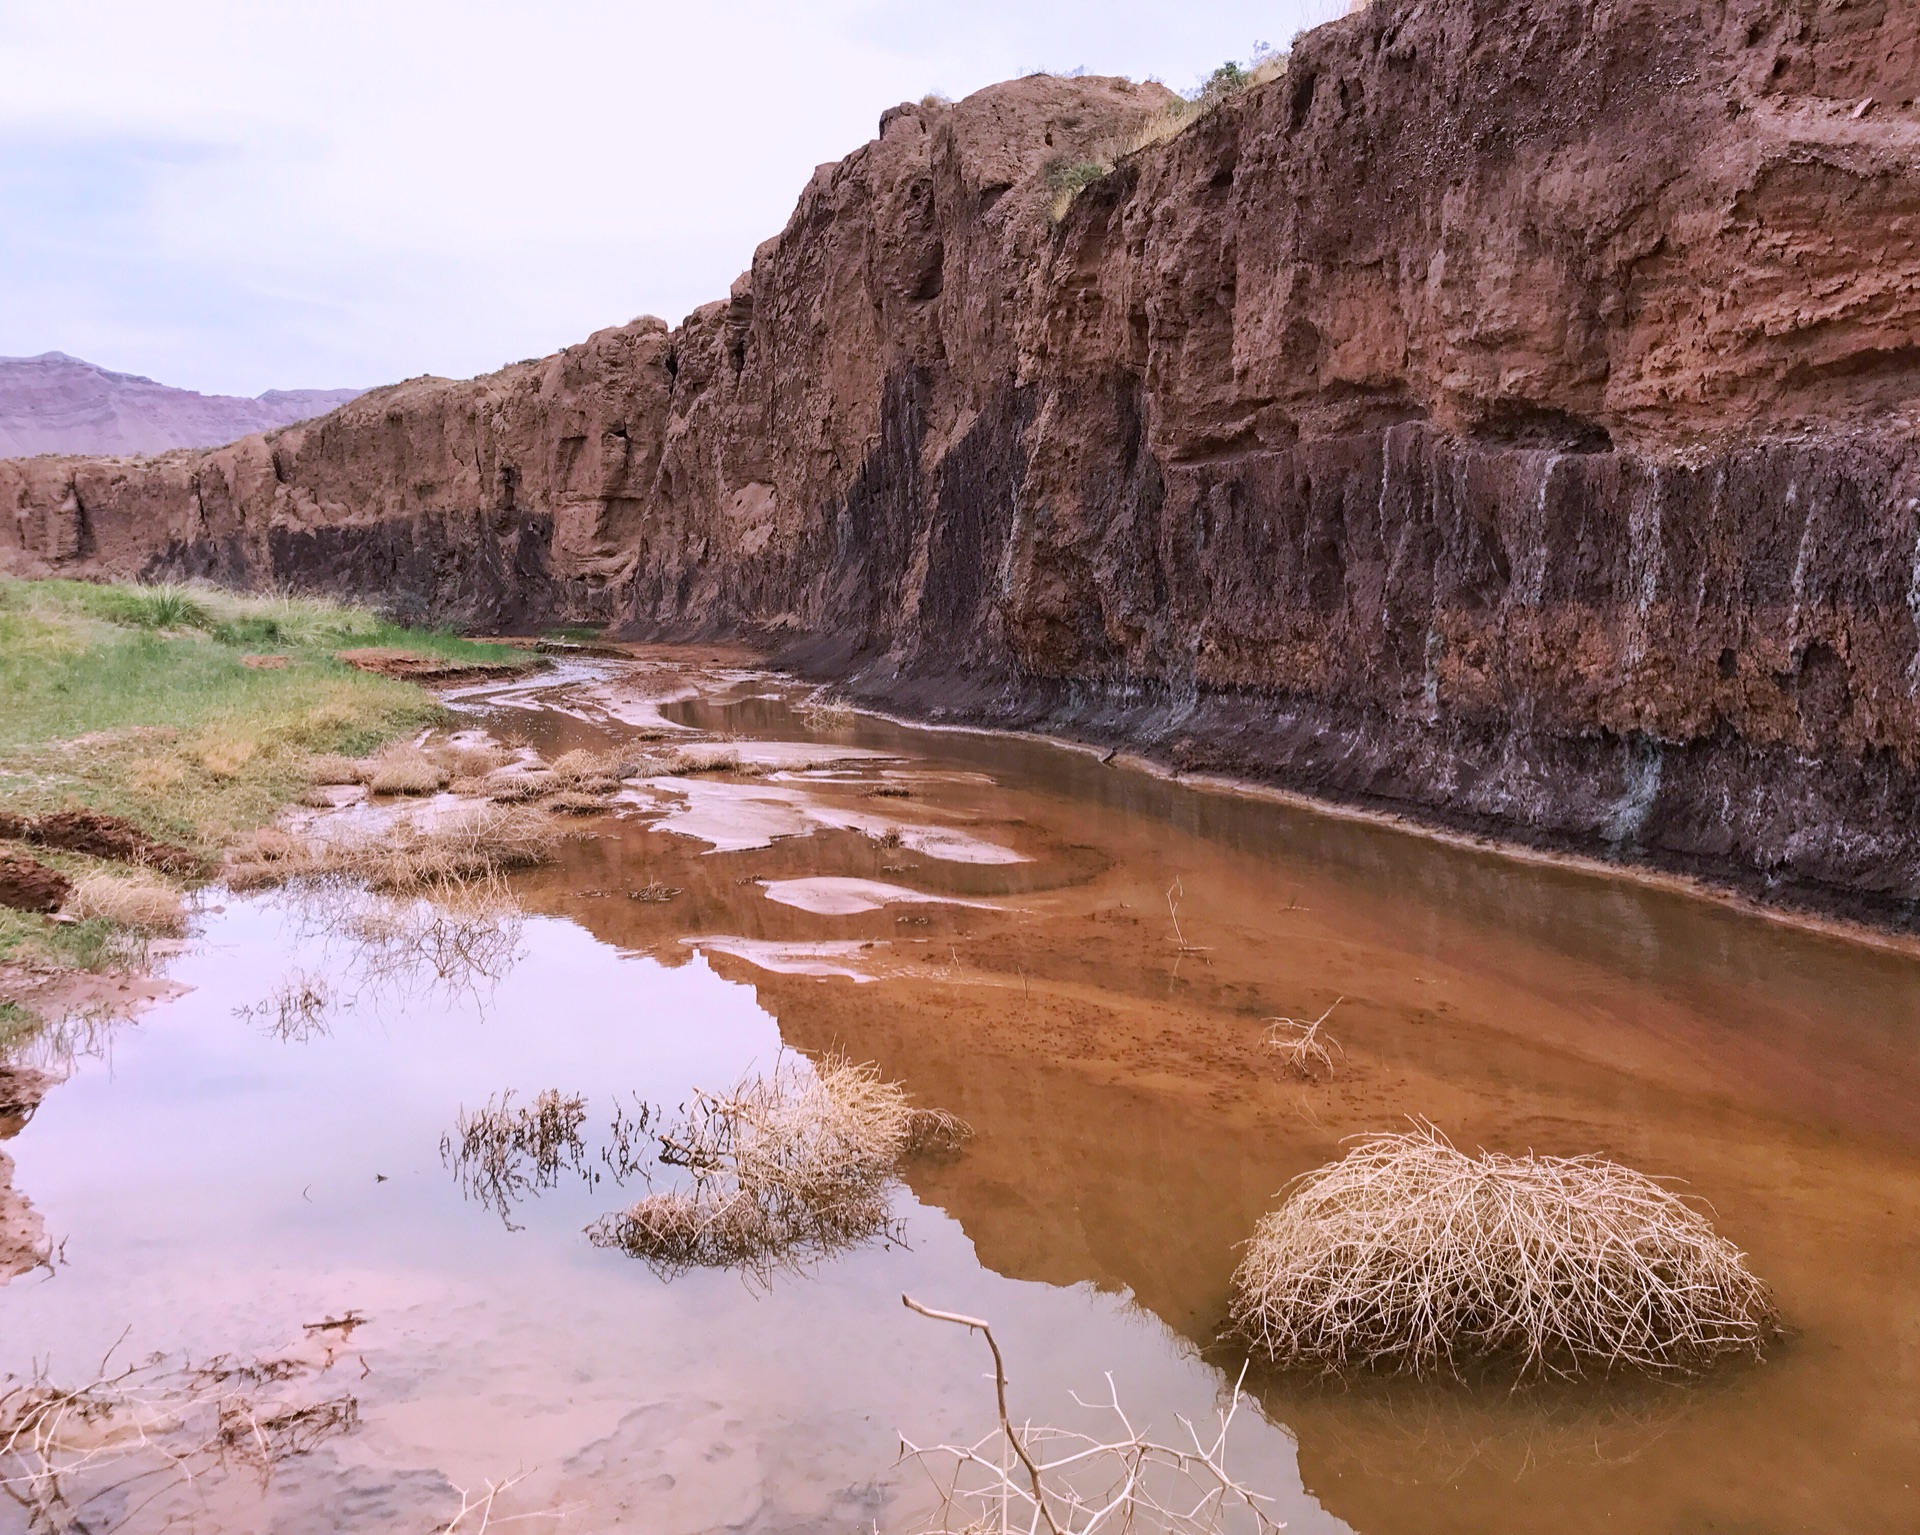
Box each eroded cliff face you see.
[7,0,1920,920]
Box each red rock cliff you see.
[7,0,1920,921]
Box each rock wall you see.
[7,0,1920,921]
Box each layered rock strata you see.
[7,0,1920,920]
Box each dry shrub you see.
[447,775,490,797]
[366,745,448,796]
[800,693,855,731]
[338,807,558,891]
[64,873,186,936]
[1230,1127,1778,1379]
[303,753,370,786]
[586,1055,968,1280]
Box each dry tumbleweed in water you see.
[586,1054,969,1281]
[1230,1126,1778,1379]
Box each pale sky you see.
[0,1,1352,397]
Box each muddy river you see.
[3,652,1916,1533]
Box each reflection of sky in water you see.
[0,893,1344,1534]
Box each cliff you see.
[7,0,1920,923]
[0,353,363,458]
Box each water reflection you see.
[440,1089,651,1227]
[0,653,1914,1534]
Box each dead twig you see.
[899,1296,1281,1535]
[1265,999,1344,1080]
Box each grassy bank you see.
[0,578,529,989]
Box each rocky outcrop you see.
[7,0,1920,922]
[0,352,363,458]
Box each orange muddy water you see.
[2,652,1916,1533]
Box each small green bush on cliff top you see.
[1046,44,1290,221]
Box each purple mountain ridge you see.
[0,352,365,458]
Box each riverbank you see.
[0,578,534,1037]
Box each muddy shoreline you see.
[740,637,1920,951]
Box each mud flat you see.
[0,651,1914,1534]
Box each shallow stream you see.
[2,651,1916,1533]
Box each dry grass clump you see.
[337,807,560,891]
[63,873,187,936]
[224,805,559,893]
[587,1055,968,1280]
[427,741,514,779]
[542,792,610,816]
[800,693,856,731]
[366,744,449,796]
[477,770,555,804]
[1230,1127,1778,1380]
[303,752,370,786]
[547,747,626,786]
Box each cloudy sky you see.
[0,1,1353,397]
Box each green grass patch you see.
[0,578,529,857]
[0,907,131,974]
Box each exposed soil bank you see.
[8,0,1920,921]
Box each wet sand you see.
[0,652,1915,1533]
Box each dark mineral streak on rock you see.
[7,0,1920,922]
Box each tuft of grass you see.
[1046,157,1113,219]
[366,745,449,796]
[304,754,371,786]
[1231,1127,1778,1379]
[0,999,33,1055]
[63,874,187,936]
[0,907,138,975]
[586,1054,969,1281]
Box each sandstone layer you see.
[6,0,1920,922]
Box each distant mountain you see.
[0,352,365,458]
